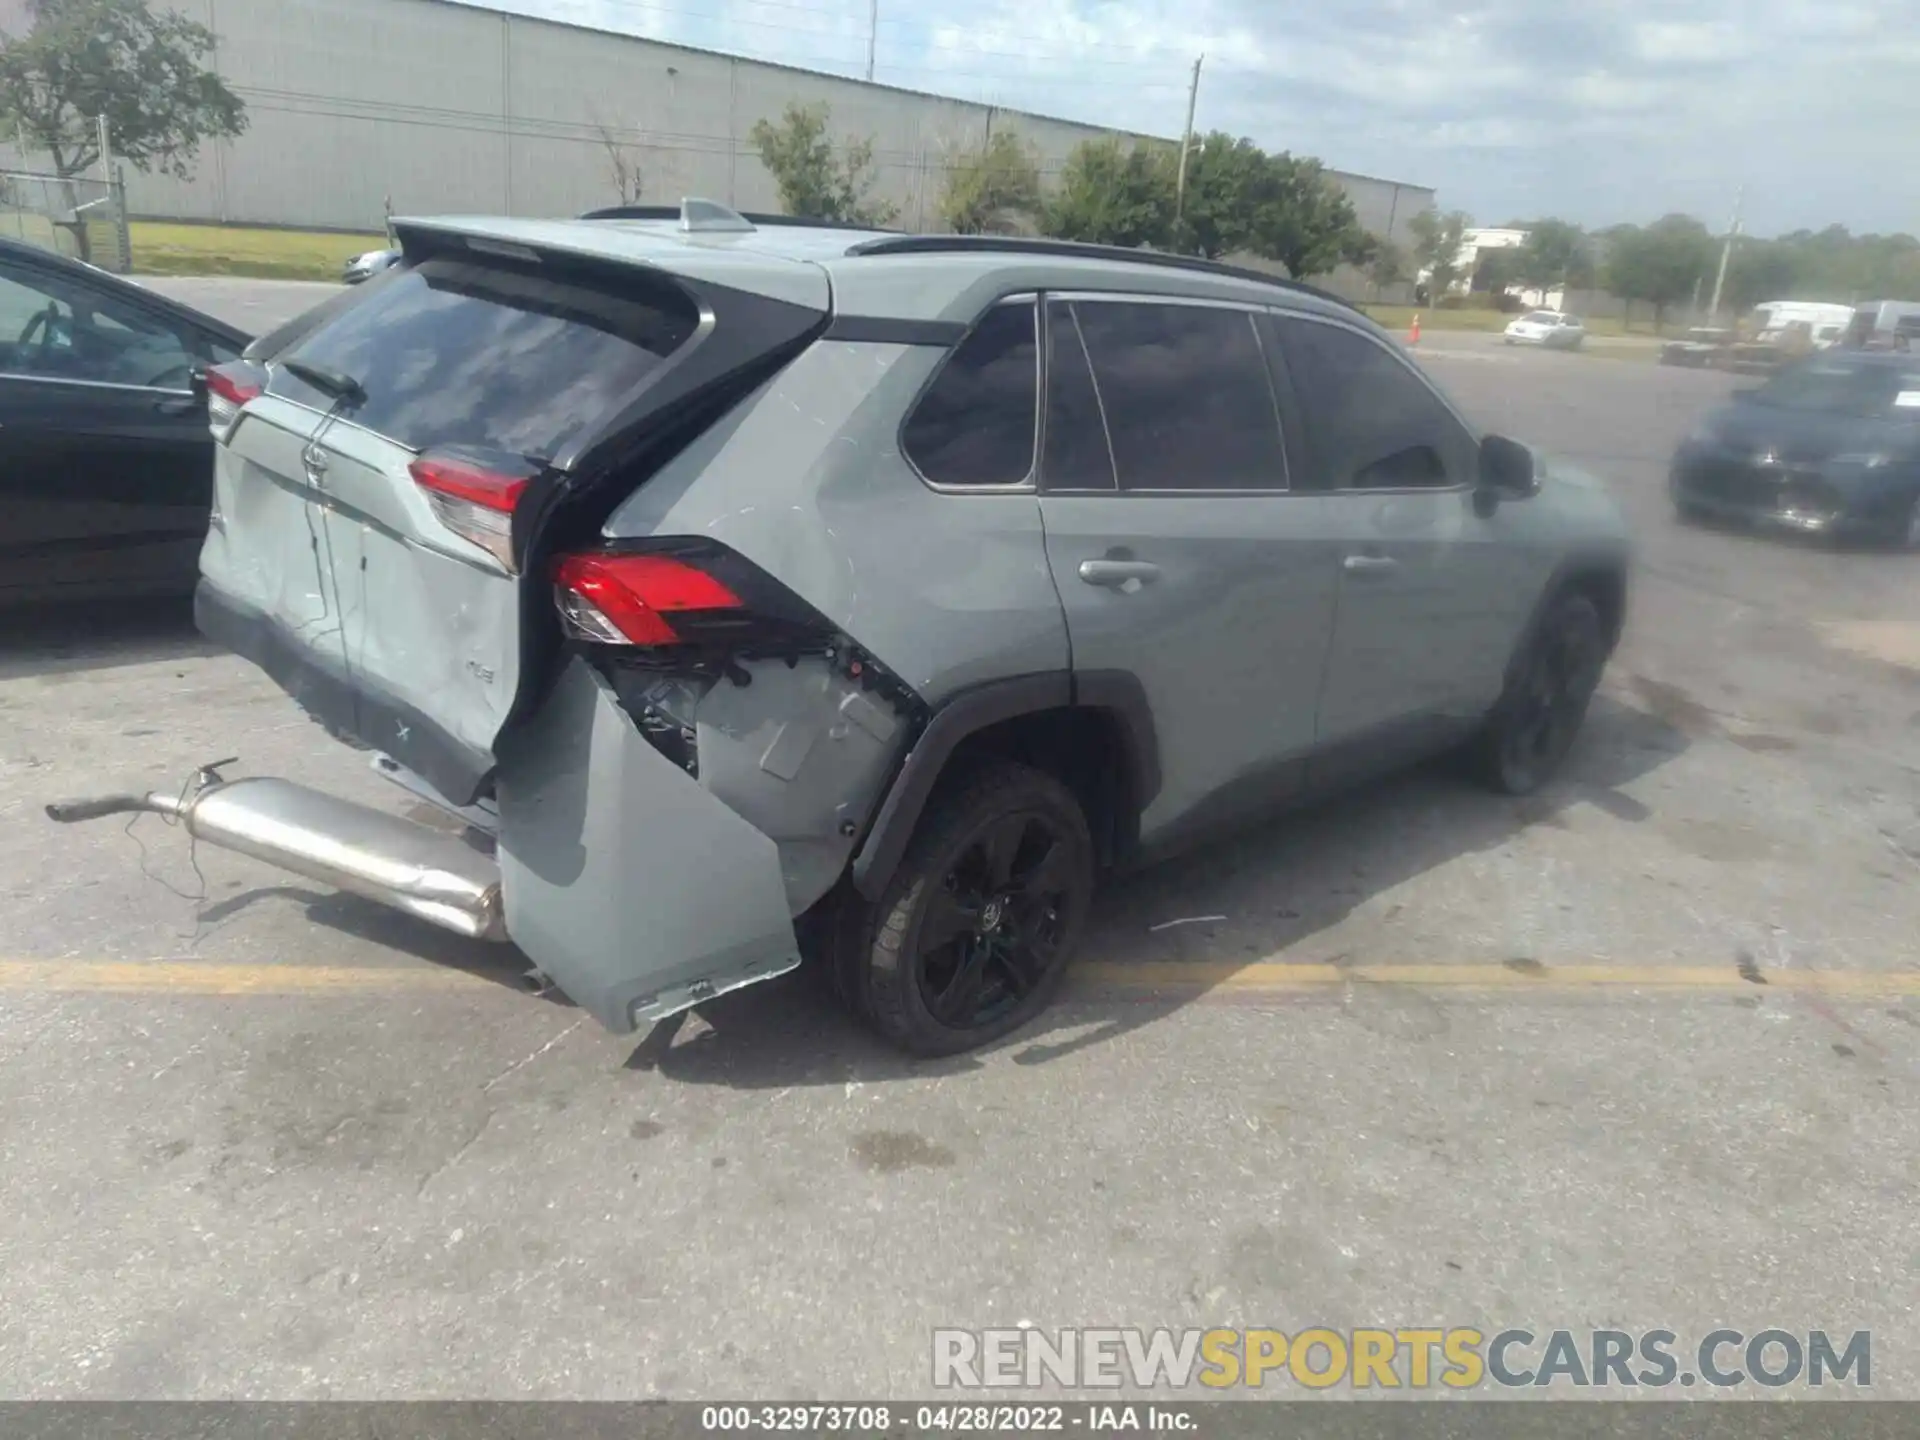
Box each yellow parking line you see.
[2,958,1916,999]
[1087,962,1920,996]
[0,960,492,995]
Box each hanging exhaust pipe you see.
[47,775,507,943]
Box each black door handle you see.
[153,394,200,417]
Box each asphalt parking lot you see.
[2,279,1917,1400]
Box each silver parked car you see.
[51,201,1631,1056]
[342,247,400,284]
[1504,310,1587,349]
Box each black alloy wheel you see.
[915,809,1075,1029]
[847,764,1094,1057]
[1472,593,1609,796]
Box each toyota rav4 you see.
[50,201,1631,1056]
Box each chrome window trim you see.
[0,370,195,398]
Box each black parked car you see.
[0,237,250,606]
[1671,352,1920,548]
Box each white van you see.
[1749,301,1855,345]
[1853,300,1920,342]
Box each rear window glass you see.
[902,300,1038,486]
[1754,358,1920,416]
[269,256,700,459]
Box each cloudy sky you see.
[481,0,1917,236]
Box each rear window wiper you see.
[282,358,367,407]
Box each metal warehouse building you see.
[1,0,1432,279]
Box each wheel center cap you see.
[981,896,1008,931]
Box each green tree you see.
[937,129,1041,235]
[748,102,898,227]
[1171,134,1373,278]
[1365,238,1407,299]
[1175,131,1271,259]
[1604,214,1717,332]
[1253,152,1375,280]
[1513,218,1594,291]
[0,0,245,257]
[1471,246,1524,297]
[1407,208,1470,298]
[1042,137,1177,250]
[1722,238,1803,315]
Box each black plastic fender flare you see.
[848,670,1161,902]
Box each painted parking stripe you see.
[1082,962,1920,996]
[3,959,1917,998]
[0,960,492,995]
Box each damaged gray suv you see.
[50,201,1630,1056]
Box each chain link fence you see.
[0,170,132,272]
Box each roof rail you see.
[842,234,1360,312]
[579,202,902,234]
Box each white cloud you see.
[494,0,1920,234]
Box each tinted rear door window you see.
[1071,301,1285,491]
[1041,300,1115,490]
[1274,316,1473,490]
[902,300,1038,486]
[269,256,700,459]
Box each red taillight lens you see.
[410,450,534,570]
[205,362,264,407]
[204,360,266,441]
[551,553,744,646]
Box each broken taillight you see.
[409,449,538,571]
[551,552,745,646]
[205,360,266,442]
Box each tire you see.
[1467,593,1609,796]
[831,763,1095,1057]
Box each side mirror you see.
[1478,434,1537,502]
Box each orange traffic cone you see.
[1409,312,1422,346]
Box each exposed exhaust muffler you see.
[47,774,507,943]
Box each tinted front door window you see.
[1275,317,1472,490]
[1070,301,1285,491]
[0,264,201,390]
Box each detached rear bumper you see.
[60,612,807,1035]
[195,579,495,808]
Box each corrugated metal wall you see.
[0,0,1433,276]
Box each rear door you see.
[1269,312,1542,779]
[0,253,232,602]
[1034,295,1343,855]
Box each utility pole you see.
[865,0,877,81]
[1173,54,1204,225]
[1707,185,1744,323]
[97,114,112,184]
